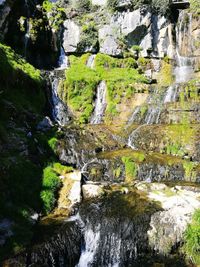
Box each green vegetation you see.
[40,163,73,213]
[107,0,171,15]
[183,209,200,265]
[190,0,200,14]
[122,156,137,182]
[78,21,98,52]
[0,43,74,259]
[42,0,65,31]
[158,61,173,87]
[183,161,197,182]
[65,54,100,123]
[64,53,148,123]
[166,143,185,157]
[76,0,91,11]
[0,43,41,82]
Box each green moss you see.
[166,143,185,157]
[0,43,41,82]
[140,105,148,117]
[48,137,58,152]
[183,161,197,182]
[122,156,137,182]
[64,53,148,123]
[183,209,200,265]
[158,61,173,86]
[190,0,200,14]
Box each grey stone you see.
[63,20,80,53]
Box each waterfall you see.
[51,73,70,126]
[127,106,140,125]
[58,47,69,69]
[90,81,107,124]
[164,84,178,103]
[86,55,96,69]
[76,224,101,267]
[24,19,30,58]
[128,10,195,149]
[49,45,71,126]
[174,11,194,83]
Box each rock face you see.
[12,183,199,266]
[63,20,80,53]
[99,25,122,56]
[61,7,175,58]
[82,183,104,199]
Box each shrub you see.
[48,137,58,152]
[183,209,200,265]
[40,190,56,213]
[122,157,137,182]
[42,166,61,190]
[76,0,91,11]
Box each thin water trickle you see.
[58,47,69,70]
[24,19,30,58]
[90,81,107,124]
[86,55,96,69]
[51,76,70,126]
[128,10,195,149]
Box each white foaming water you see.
[174,50,193,83]
[90,81,107,124]
[128,106,140,125]
[76,225,100,267]
[58,47,69,69]
[86,55,96,69]
[24,19,30,57]
[128,125,144,149]
[164,85,178,103]
[51,76,70,126]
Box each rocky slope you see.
[0,0,200,266]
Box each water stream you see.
[127,10,194,149]
[50,47,70,126]
[90,81,107,124]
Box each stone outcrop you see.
[63,20,80,53]
[62,7,175,59]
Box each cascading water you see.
[24,19,30,58]
[128,10,195,149]
[76,224,101,267]
[50,47,71,126]
[86,55,96,69]
[58,47,69,69]
[50,74,71,126]
[90,81,107,124]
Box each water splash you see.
[86,54,96,69]
[51,73,70,126]
[24,19,30,58]
[76,224,100,267]
[58,47,69,70]
[164,85,178,103]
[90,81,107,124]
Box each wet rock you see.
[0,219,13,246]
[37,116,53,131]
[82,183,104,199]
[147,185,200,255]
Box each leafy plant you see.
[183,209,200,265]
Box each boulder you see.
[37,116,53,131]
[82,183,104,199]
[63,20,80,53]
[99,25,122,56]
